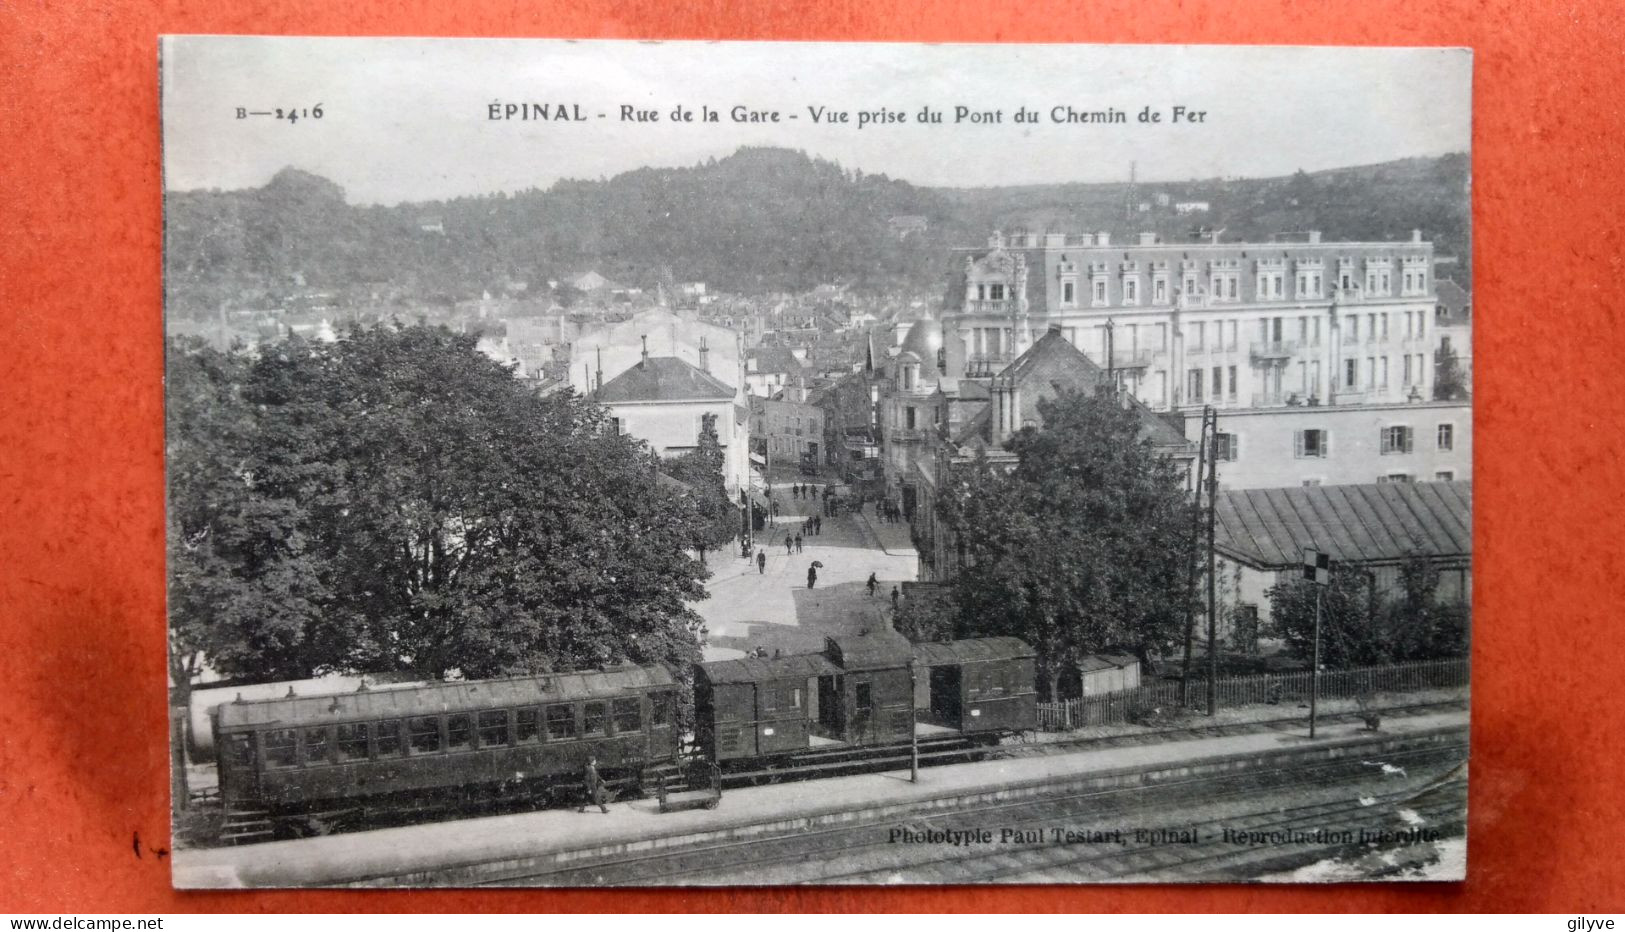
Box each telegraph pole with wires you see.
[1204,406,1220,717]
[1180,408,1212,707]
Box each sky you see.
[161,38,1471,205]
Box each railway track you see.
[187,697,1466,849]
[477,736,1467,885]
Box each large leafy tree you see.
[936,388,1195,698]
[166,324,711,688]
[166,338,341,699]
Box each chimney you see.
[1411,228,1423,243]
[1308,230,1322,244]
[699,336,710,371]
[595,347,603,390]
[640,334,648,365]
[1138,231,1156,246]
[1048,323,1063,337]
[1095,231,1111,247]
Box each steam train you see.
[207,630,1036,842]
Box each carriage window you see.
[650,693,671,727]
[477,710,509,747]
[263,729,297,769]
[545,704,576,740]
[374,720,403,757]
[223,733,254,768]
[583,702,607,737]
[613,698,641,734]
[408,716,442,754]
[336,723,369,761]
[515,708,540,743]
[303,727,332,765]
[447,714,472,751]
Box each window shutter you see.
[1294,431,1304,458]
[1322,431,1331,458]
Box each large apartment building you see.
[947,228,1442,414]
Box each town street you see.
[696,482,919,660]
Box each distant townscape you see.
[168,146,1471,881]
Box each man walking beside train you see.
[579,755,610,814]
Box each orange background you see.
[3,0,1623,913]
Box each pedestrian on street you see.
[866,573,878,598]
[756,549,766,574]
[814,515,822,535]
[578,756,610,814]
[795,532,804,553]
[891,586,900,611]
[785,533,793,555]
[807,565,818,589]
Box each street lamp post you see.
[1303,549,1332,738]
[908,658,919,783]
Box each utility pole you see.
[1104,318,1116,392]
[1179,415,1209,707]
[1205,406,1219,717]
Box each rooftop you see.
[596,356,737,404]
[1215,480,1472,570]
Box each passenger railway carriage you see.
[212,665,680,839]
[207,634,1037,841]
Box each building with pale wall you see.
[946,228,1442,416]
[1189,399,1471,489]
[595,352,752,497]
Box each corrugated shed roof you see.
[215,666,676,730]
[696,653,841,685]
[1215,481,1472,569]
[913,637,1035,666]
[596,356,736,403]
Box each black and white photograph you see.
[161,38,1473,887]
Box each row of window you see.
[1300,471,1456,487]
[228,696,672,770]
[1201,424,1456,464]
[1342,354,1432,392]
[1344,311,1427,345]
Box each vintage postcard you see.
[162,38,1472,887]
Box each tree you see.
[935,388,1196,698]
[166,325,714,688]
[661,416,740,563]
[1265,553,1470,668]
[166,337,340,698]
[1434,343,1469,400]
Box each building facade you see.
[595,354,752,496]
[1189,400,1472,489]
[945,229,1442,416]
[749,396,825,469]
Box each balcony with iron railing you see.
[964,299,1015,315]
[1102,348,1158,369]
[1248,340,1301,363]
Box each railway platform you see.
[173,707,1467,888]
